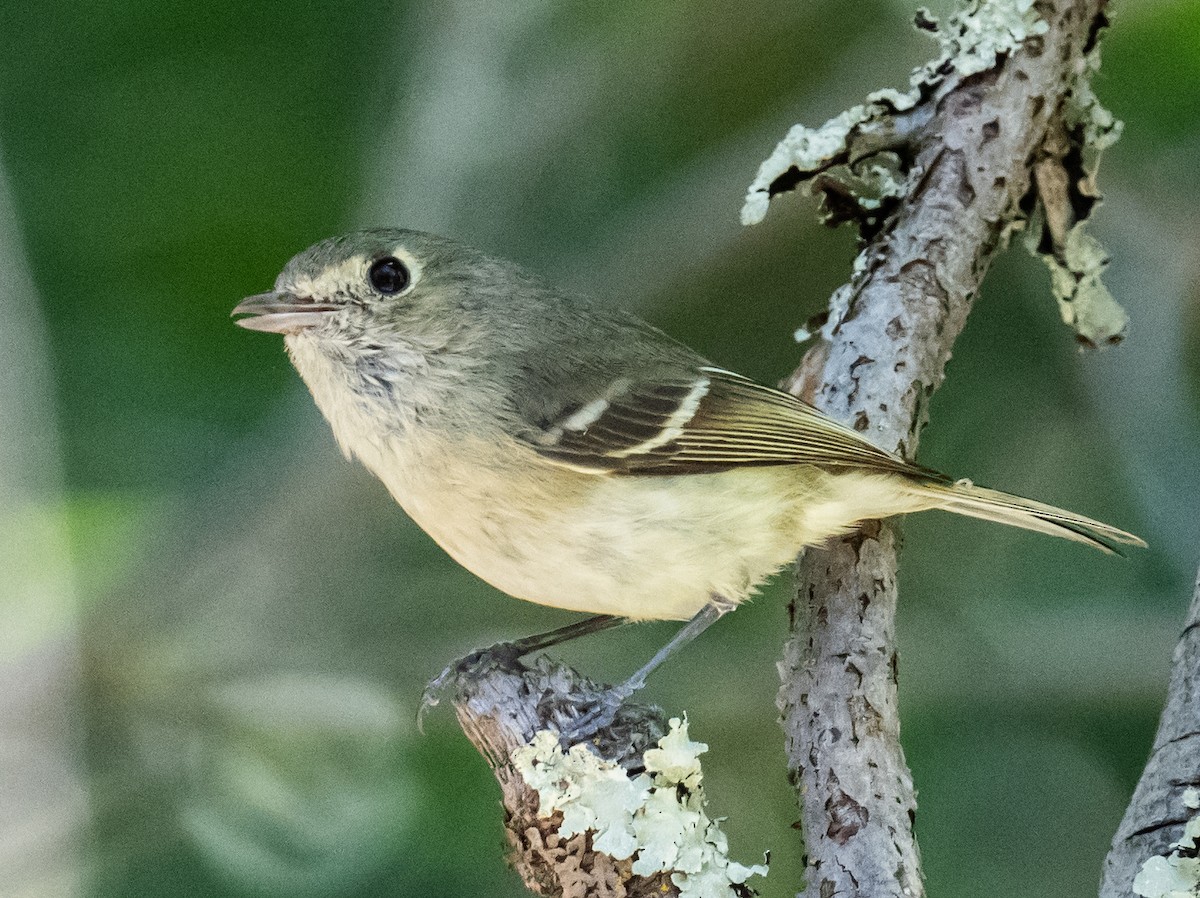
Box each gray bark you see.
[776,2,1112,896]
[1100,568,1200,897]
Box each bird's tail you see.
[909,478,1146,554]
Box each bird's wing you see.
[518,364,939,479]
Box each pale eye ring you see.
[367,256,410,294]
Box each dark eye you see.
[368,256,410,294]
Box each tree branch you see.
[764,2,1114,895]
[445,653,677,898]
[1100,567,1200,898]
[441,652,767,897]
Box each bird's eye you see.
[367,256,410,294]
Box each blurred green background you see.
[2,1,1198,896]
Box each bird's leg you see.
[489,613,627,661]
[421,614,627,723]
[560,596,735,744]
[613,598,734,699]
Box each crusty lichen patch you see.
[1027,218,1128,346]
[929,0,1048,78]
[1024,14,1128,346]
[742,0,1048,227]
[513,718,768,898]
[1131,788,1200,897]
[739,103,911,227]
[744,0,1128,347]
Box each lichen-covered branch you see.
[750,1,1119,896]
[1100,568,1200,898]
[442,653,766,897]
[746,0,1124,347]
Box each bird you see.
[233,228,1144,703]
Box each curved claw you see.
[417,663,455,734]
[417,645,522,733]
[415,617,626,734]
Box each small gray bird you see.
[233,229,1143,689]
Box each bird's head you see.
[233,228,535,359]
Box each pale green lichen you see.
[1132,788,1200,898]
[866,87,917,113]
[742,0,1047,226]
[1064,20,1124,162]
[1021,16,1127,346]
[512,718,768,898]
[1028,223,1128,346]
[923,0,1048,80]
[741,107,875,226]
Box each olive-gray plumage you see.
[234,229,1143,621]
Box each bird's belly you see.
[354,427,921,621]
[382,454,820,621]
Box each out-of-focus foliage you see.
[1,1,1197,896]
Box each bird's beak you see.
[231,291,340,334]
